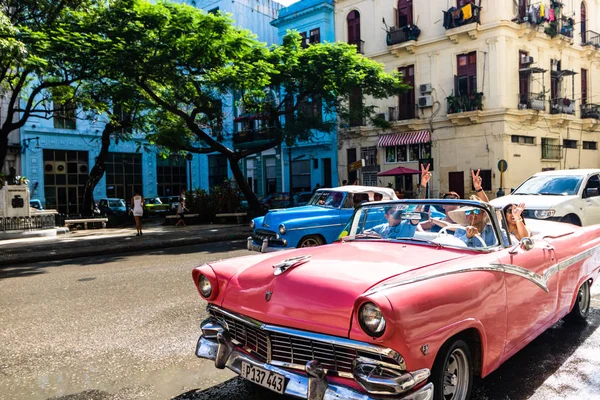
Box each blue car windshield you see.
[513,175,583,196]
[309,191,346,208]
[109,200,125,207]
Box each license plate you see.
[249,243,263,252]
[240,362,286,394]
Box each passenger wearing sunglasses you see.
[419,192,462,233]
[450,206,509,248]
[366,206,420,239]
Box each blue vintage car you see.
[247,186,398,252]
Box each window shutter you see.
[454,75,459,95]
[394,8,398,28]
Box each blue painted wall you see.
[271,0,339,190]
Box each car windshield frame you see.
[108,200,125,208]
[308,190,348,209]
[512,174,584,196]
[340,199,509,252]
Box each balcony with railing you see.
[386,25,421,46]
[443,3,481,30]
[232,127,279,149]
[348,39,364,54]
[550,98,575,115]
[582,31,600,48]
[519,92,546,111]
[542,143,562,160]
[447,92,483,114]
[581,103,600,119]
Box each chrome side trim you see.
[207,304,406,369]
[364,243,600,296]
[287,223,343,232]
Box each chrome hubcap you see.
[578,282,590,313]
[443,348,469,400]
[300,238,319,247]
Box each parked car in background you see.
[293,191,313,207]
[29,199,43,210]
[160,196,181,213]
[144,197,171,215]
[490,169,600,226]
[248,186,397,252]
[259,192,291,210]
[97,198,127,215]
[194,198,600,400]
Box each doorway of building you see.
[322,158,332,188]
[449,171,465,199]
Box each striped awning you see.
[377,130,431,147]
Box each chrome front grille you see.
[208,307,401,375]
[251,229,276,244]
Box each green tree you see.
[0,1,101,169]
[92,0,407,215]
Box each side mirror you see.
[584,188,599,198]
[508,237,534,254]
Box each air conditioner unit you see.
[521,55,534,65]
[417,95,433,108]
[78,163,89,174]
[55,161,67,174]
[419,83,432,94]
[44,161,55,174]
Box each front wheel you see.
[430,339,473,400]
[564,280,591,323]
[297,235,324,248]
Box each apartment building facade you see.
[334,0,600,198]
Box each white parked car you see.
[490,169,600,226]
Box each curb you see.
[0,231,250,267]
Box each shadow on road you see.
[176,309,600,400]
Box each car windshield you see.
[309,190,347,208]
[340,201,506,250]
[108,200,125,207]
[147,198,163,205]
[513,175,583,196]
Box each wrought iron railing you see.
[550,98,575,115]
[443,3,481,30]
[581,103,600,119]
[447,92,484,114]
[519,92,545,111]
[582,31,600,47]
[386,25,421,46]
[348,39,365,54]
[0,214,57,231]
[542,144,562,160]
[233,127,278,146]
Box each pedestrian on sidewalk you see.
[175,196,188,227]
[131,192,144,236]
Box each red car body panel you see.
[193,219,600,385]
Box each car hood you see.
[218,242,467,337]
[490,194,578,210]
[256,206,336,228]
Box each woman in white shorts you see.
[131,192,144,236]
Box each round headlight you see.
[279,223,286,235]
[358,302,386,337]
[250,220,255,229]
[198,274,213,298]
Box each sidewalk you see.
[0,219,251,266]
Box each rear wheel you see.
[564,280,591,323]
[297,235,324,248]
[431,339,473,400]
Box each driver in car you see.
[366,206,421,239]
[450,206,509,247]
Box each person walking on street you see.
[175,196,188,227]
[131,192,144,236]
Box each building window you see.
[518,51,530,106]
[292,160,311,192]
[300,32,308,48]
[299,96,322,122]
[581,68,588,106]
[208,7,219,14]
[54,99,77,130]
[361,146,377,166]
[563,139,578,149]
[309,28,320,44]
[157,156,187,197]
[581,2,587,44]
[347,148,357,184]
[511,135,535,144]
[397,0,413,27]
[550,59,560,103]
[385,143,431,163]
[398,65,415,120]
[105,152,143,202]
[208,154,228,190]
[362,173,377,187]
[583,141,597,150]
[457,0,470,7]
[43,149,89,214]
[347,10,361,49]
[455,52,477,96]
[264,157,277,194]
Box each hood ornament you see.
[273,255,311,276]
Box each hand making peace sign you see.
[420,163,432,187]
[471,169,483,191]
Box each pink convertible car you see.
[193,199,600,400]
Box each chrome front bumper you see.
[247,236,287,253]
[196,322,433,400]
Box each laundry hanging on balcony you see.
[377,131,431,147]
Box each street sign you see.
[498,159,508,173]
[348,159,365,172]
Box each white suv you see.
[490,169,600,226]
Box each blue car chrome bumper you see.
[247,236,288,253]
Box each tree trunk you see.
[80,125,113,216]
[228,155,262,217]
[0,133,9,172]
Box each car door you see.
[496,238,559,353]
[581,174,600,226]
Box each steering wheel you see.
[436,224,486,247]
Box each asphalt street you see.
[1,241,599,400]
